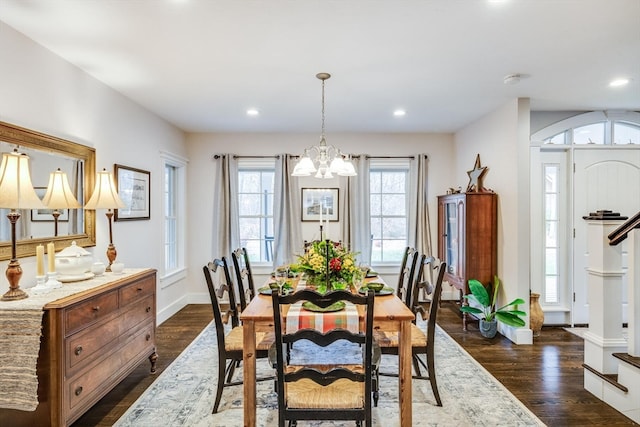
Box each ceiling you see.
[1,0,638,133]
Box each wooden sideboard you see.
[0,269,157,426]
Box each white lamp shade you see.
[329,156,346,173]
[338,159,357,176]
[42,168,81,209]
[0,150,44,209]
[84,169,126,209]
[292,156,316,176]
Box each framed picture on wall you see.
[114,164,151,221]
[301,188,339,222]
[31,187,69,222]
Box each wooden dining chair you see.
[396,247,419,306]
[231,247,256,312]
[203,258,274,413]
[270,289,376,427]
[374,256,446,407]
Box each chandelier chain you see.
[321,77,326,143]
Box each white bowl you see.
[90,262,106,276]
[111,262,125,274]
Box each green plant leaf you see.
[468,279,490,307]
[459,306,483,315]
[491,275,501,307]
[495,311,526,327]
[496,299,526,311]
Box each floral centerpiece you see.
[293,240,358,292]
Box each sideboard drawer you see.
[120,275,155,306]
[66,314,122,374]
[122,294,155,332]
[65,290,118,335]
[66,322,155,417]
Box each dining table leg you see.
[398,319,412,427]
[243,319,257,427]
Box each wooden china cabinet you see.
[437,192,497,329]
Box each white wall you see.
[185,132,455,300]
[454,98,532,344]
[0,22,189,322]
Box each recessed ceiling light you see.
[246,108,259,116]
[609,78,629,87]
[503,74,521,85]
[393,109,406,117]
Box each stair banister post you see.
[583,216,628,400]
[628,229,639,357]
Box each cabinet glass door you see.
[444,202,458,276]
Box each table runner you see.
[285,301,359,333]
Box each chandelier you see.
[292,73,356,179]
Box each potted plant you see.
[460,276,526,338]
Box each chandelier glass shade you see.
[292,73,356,179]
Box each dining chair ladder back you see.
[396,247,419,307]
[231,247,256,312]
[203,258,273,413]
[270,289,376,427]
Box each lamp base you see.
[2,259,28,301]
[106,243,117,272]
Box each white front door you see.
[572,148,640,325]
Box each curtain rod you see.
[213,154,425,160]
[351,155,420,159]
[212,154,280,159]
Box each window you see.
[613,121,640,145]
[534,112,640,146]
[544,132,567,145]
[161,151,187,277]
[543,164,560,304]
[238,160,275,263]
[369,161,409,263]
[573,122,605,144]
[164,164,178,271]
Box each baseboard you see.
[157,294,190,326]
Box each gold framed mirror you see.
[0,121,96,260]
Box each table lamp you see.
[0,149,45,301]
[41,168,81,236]
[84,168,125,272]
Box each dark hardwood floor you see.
[72,303,638,426]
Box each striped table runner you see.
[286,301,359,333]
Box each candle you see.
[47,242,56,273]
[36,245,45,276]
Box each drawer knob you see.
[146,333,151,341]
[146,306,151,313]
[92,306,100,312]
[75,386,83,396]
[137,287,143,291]
[74,345,83,356]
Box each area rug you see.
[115,319,544,427]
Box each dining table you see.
[239,274,415,427]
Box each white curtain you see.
[409,154,432,257]
[70,159,83,234]
[211,154,239,260]
[341,155,371,265]
[273,154,302,266]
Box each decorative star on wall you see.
[466,154,488,192]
